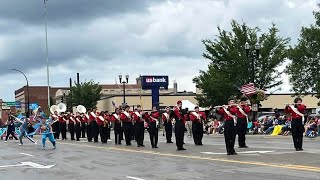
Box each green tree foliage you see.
[193,20,290,106]
[67,80,102,110]
[287,6,320,105]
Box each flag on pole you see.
[240,83,256,95]
[112,101,117,110]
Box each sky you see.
[0,0,318,101]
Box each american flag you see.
[240,83,256,95]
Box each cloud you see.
[0,0,319,101]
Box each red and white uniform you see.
[284,104,306,120]
[132,111,144,123]
[236,105,251,119]
[174,107,185,124]
[120,111,133,123]
[216,106,238,121]
[96,114,104,126]
[111,113,121,124]
[189,111,206,123]
[162,112,171,123]
[149,111,160,123]
[68,115,76,125]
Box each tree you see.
[67,80,102,110]
[287,5,320,105]
[193,20,290,107]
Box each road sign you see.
[0,161,55,169]
[4,102,16,107]
[252,104,259,112]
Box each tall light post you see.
[10,69,30,118]
[119,74,129,106]
[245,42,260,121]
[43,0,50,111]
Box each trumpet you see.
[213,105,233,109]
[284,103,303,105]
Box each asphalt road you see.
[0,133,319,180]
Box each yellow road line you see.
[59,142,320,173]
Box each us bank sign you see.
[141,76,169,88]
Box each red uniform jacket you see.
[96,116,104,126]
[216,106,238,121]
[104,114,110,122]
[149,111,160,123]
[132,111,144,123]
[162,112,171,123]
[284,104,306,119]
[189,111,206,123]
[58,116,67,124]
[120,111,132,122]
[75,116,82,124]
[111,113,121,124]
[89,112,97,122]
[236,105,251,119]
[174,107,185,124]
[82,114,89,123]
[68,116,75,124]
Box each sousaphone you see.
[57,103,67,113]
[76,105,87,114]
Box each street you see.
[0,133,319,180]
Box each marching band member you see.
[162,106,173,143]
[216,98,238,155]
[75,112,82,141]
[236,97,251,148]
[68,113,76,140]
[132,105,145,147]
[97,111,107,144]
[80,113,87,138]
[59,112,68,140]
[90,108,99,143]
[85,111,93,142]
[147,106,160,148]
[284,97,306,151]
[190,106,206,146]
[104,111,111,140]
[120,105,133,146]
[173,101,186,150]
[40,117,56,149]
[111,108,123,145]
[51,111,60,139]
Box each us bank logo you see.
[146,77,167,83]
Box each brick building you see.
[15,86,69,115]
[0,99,16,124]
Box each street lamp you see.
[10,69,30,118]
[119,74,129,105]
[43,0,50,112]
[245,42,261,122]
